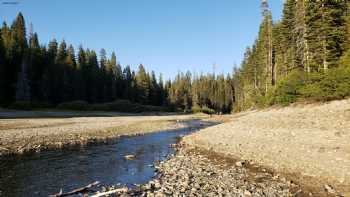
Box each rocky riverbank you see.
[184,99,350,196]
[93,145,317,197]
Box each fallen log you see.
[90,188,128,197]
[49,181,100,197]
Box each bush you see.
[91,100,170,113]
[57,100,171,112]
[300,67,350,101]
[191,105,215,115]
[191,105,202,113]
[270,67,350,105]
[271,70,306,105]
[10,101,35,110]
[9,101,53,110]
[56,100,90,111]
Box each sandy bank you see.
[184,99,350,196]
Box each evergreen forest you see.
[1,0,350,113]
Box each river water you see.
[0,121,217,197]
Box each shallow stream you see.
[0,121,217,197]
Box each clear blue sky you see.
[0,0,283,80]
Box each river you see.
[0,121,217,197]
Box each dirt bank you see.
[184,99,350,196]
[0,111,211,155]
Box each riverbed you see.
[0,121,217,197]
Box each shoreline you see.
[95,142,316,197]
[0,113,214,156]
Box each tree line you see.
[167,72,234,113]
[0,13,235,113]
[0,13,167,107]
[233,0,350,111]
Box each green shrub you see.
[301,67,350,101]
[92,100,170,113]
[10,101,35,110]
[56,100,90,111]
[9,101,53,110]
[271,70,306,105]
[271,67,350,105]
[191,105,202,113]
[191,105,215,115]
[201,106,215,115]
[57,100,170,112]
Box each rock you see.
[235,161,244,167]
[194,183,201,189]
[164,189,173,195]
[154,181,161,189]
[244,190,252,196]
[324,184,336,194]
[124,154,135,160]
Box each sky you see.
[0,0,283,80]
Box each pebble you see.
[324,184,336,194]
[235,161,244,167]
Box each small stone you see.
[124,154,135,160]
[194,183,201,189]
[324,184,336,194]
[180,187,186,193]
[235,161,244,167]
[244,190,252,196]
[164,189,173,195]
[154,182,161,189]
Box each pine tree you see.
[158,73,165,106]
[108,52,118,100]
[0,20,18,104]
[281,0,296,72]
[63,44,76,101]
[0,29,6,105]
[136,64,150,104]
[4,13,28,104]
[49,40,68,103]
[99,48,108,102]
[149,71,158,105]
[122,65,133,100]
[261,0,273,91]
[86,49,99,103]
[99,48,107,73]
[77,46,88,101]
[27,31,45,102]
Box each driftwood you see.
[16,135,36,153]
[90,188,128,197]
[49,181,100,197]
